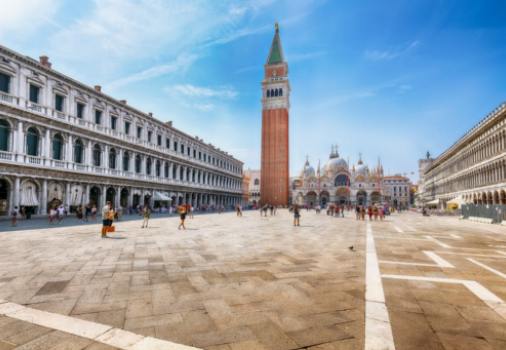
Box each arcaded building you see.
[0,45,243,217]
[260,23,290,206]
[420,102,506,207]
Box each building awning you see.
[20,181,39,206]
[426,198,439,205]
[447,195,464,208]
[153,191,171,201]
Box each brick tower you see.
[260,23,290,206]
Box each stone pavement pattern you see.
[0,210,364,349]
[0,210,505,349]
[373,214,506,350]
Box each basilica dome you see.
[326,145,348,176]
[355,156,369,176]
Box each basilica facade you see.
[291,146,384,207]
[0,45,243,217]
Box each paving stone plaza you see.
[0,211,505,349]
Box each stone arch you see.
[73,138,84,163]
[319,190,330,206]
[0,118,13,152]
[487,192,493,205]
[120,188,129,207]
[89,186,101,206]
[135,155,142,173]
[493,190,500,205]
[0,177,12,215]
[155,160,161,177]
[500,190,506,205]
[356,190,367,206]
[106,187,116,205]
[370,191,381,204]
[108,147,117,169]
[26,126,41,156]
[305,191,317,207]
[92,144,102,166]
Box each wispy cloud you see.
[0,0,61,39]
[364,40,420,61]
[105,53,198,90]
[168,84,238,99]
[163,83,238,112]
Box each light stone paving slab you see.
[365,222,395,350]
[2,210,506,349]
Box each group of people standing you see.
[355,205,386,221]
[260,204,277,217]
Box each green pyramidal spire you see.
[267,22,284,65]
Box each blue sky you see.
[1,0,505,181]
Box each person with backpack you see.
[178,204,187,230]
[141,205,151,228]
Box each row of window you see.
[266,88,283,98]
[0,121,238,188]
[0,72,240,174]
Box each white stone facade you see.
[0,45,243,216]
[382,176,411,209]
[419,102,506,206]
[244,169,260,205]
[291,147,385,207]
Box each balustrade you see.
[0,151,13,160]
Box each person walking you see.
[10,206,19,227]
[367,206,373,221]
[101,201,112,238]
[178,204,187,230]
[57,205,65,223]
[360,206,366,221]
[141,205,151,228]
[236,204,242,217]
[293,204,301,226]
[355,205,360,220]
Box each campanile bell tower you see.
[260,23,290,206]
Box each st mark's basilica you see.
[291,146,385,207]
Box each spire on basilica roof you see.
[358,152,363,165]
[329,144,340,159]
[266,22,285,65]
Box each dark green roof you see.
[267,23,284,65]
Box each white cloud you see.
[105,53,198,90]
[364,40,420,61]
[168,84,238,99]
[163,83,238,112]
[0,0,61,39]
